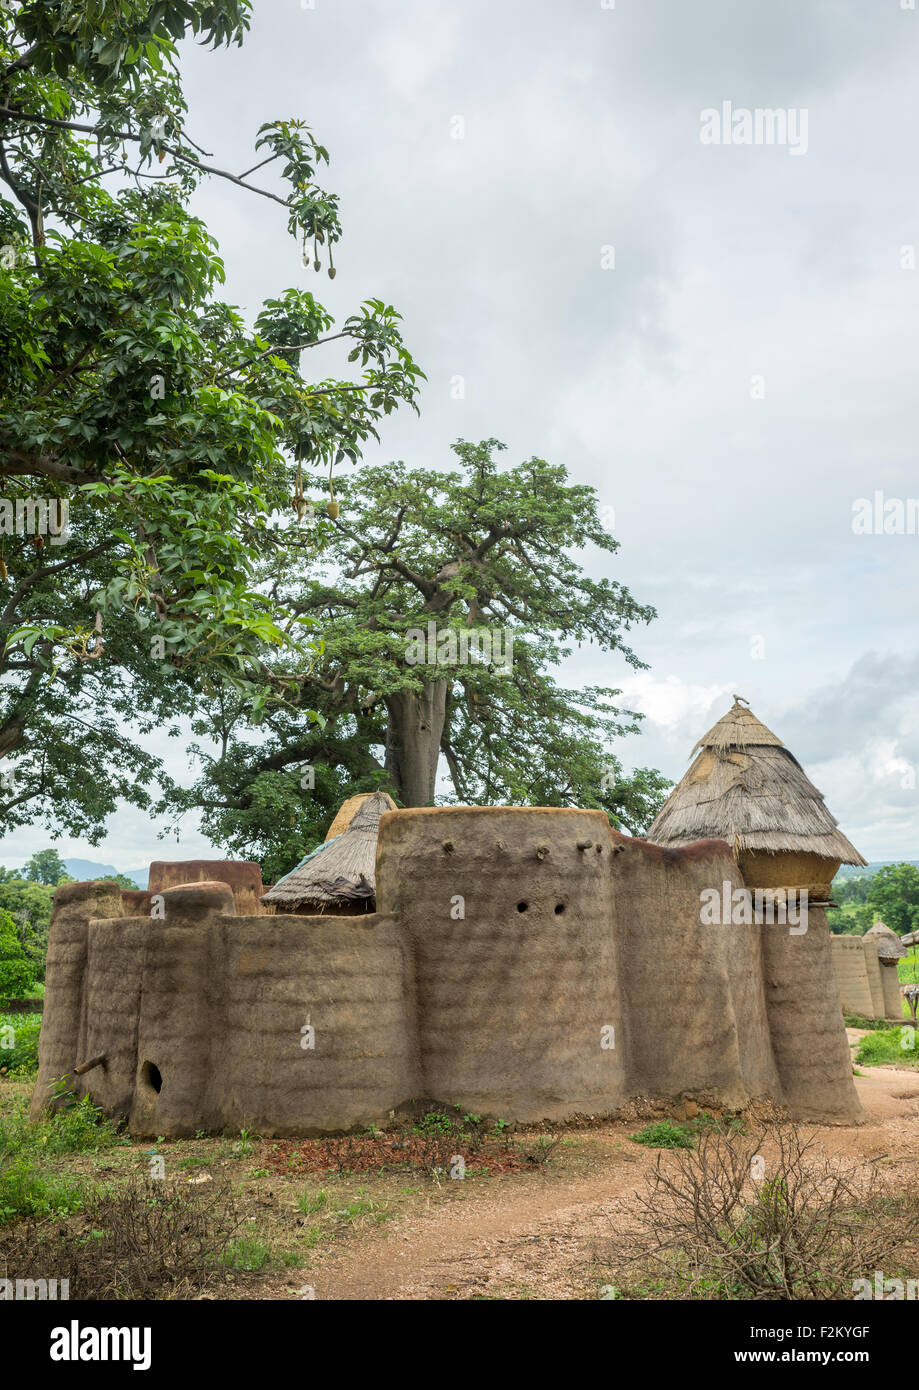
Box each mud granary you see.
[31,804,862,1136]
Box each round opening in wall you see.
[516,901,529,913]
[141,1061,162,1094]
[554,903,566,915]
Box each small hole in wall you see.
[141,1061,162,1094]
[517,901,529,913]
[554,903,565,915]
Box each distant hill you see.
[833,861,919,883]
[63,859,148,889]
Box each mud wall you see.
[830,935,901,1022]
[33,808,862,1134]
[880,962,903,1020]
[33,881,419,1136]
[863,938,885,1018]
[761,904,861,1123]
[147,860,266,915]
[30,881,122,1120]
[831,936,876,1017]
[375,806,626,1121]
[612,836,780,1110]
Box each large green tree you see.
[0,0,422,841]
[866,864,919,938]
[165,439,670,880]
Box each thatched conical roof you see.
[261,791,396,911]
[646,695,866,865]
[864,920,906,960]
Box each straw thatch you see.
[646,695,866,865]
[864,920,907,960]
[261,791,395,913]
[325,791,397,841]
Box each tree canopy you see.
[0,0,422,841]
[164,439,670,880]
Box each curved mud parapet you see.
[129,883,234,1138]
[210,912,419,1137]
[147,860,265,915]
[30,880,123,1120]
[375,805,627,1121]
[124,899,418,1138]
[612,835,781,1110]
[83,916,146,1121]
[761,903,863,1124]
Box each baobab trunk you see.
[385,681,447,806]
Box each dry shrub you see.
[604,1121,919,1300]
[0,1174,241,1299]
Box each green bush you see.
[0,1156,84,1222]
[0,1092,120,1225]
[0,1012,40,1076]
[0,909,36,999]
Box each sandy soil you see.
[262,1065,919,1301]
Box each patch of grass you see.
[629,1120,696,1150]
[298,1188,330,1215]
[845,1012,895,1030]
[413,1110,456,1136]
[855,1027,919,1068]
[220,1237,272,1272]
[334,1190,391,1224]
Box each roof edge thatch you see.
[647,697,866,867]
[261,791,394,908]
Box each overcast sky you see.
[3,0,918,871]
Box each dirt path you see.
[277,1069,919,1301]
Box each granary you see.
[646,695,866,900]
[261,791,396,914]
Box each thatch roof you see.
[864,921,907,960]
[325,791,396,841]
[261,792,395,911]
[646,695,866,865]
